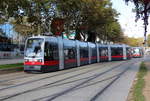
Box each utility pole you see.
[143,24,148,54]
[37,24,41,35]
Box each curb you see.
[0,67,23,74]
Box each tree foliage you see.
[123,36,143,46]
[0,0,55,35]
[147,34,150,46]
[0,0,125,43]
[55,0,123,42]
[0,28,6,37]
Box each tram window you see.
[92,48,97,56]
[99,48,108,56]
[127,48,131,55]
[111,48,123,55]
[44,42,59,61]
[64,48,76,60]
[80,48,88,58]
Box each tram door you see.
[90,43,97,63]
[44,40,59,71]
[126,47,132,59]
[63,40,77,69]
[99,46,109,62]
[111,47,123,61]
[80,42,89,66]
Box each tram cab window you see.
[44,42,58,61]
[25,38,43,58]
[133,49,140,54]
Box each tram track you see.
[0,60,135,101]
[33,62,131,91]
[89,65,130,101]
[0,62,118,101]
[0,62,117,84]
[32,59,141,92]
[33,71,125,101]
[0,62,114,91]
[0,58,140,85]
[37,61,133,101]
[40,70,123,91]
[0,60,115,83]
[0,73,36,83]
[0,63,104,81]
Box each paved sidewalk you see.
[143,55,150,101]
[143,62,150,101]
[0,58,24,65]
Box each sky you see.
[0,23,14,38]
[111,0,150,38]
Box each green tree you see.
[147,34,150,46]
[0,0,124,43]
[55,0,122,42]
[123,36,143,46]
[0,0,55,36]
[107,22,124,43]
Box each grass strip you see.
[133,62,147,101]
[0,63,23,70]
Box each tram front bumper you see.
[24,65,42,71]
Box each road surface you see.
[0,58,143,101]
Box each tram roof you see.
[132,47,143,49]
[27,35,131,47]
[28,35,57,39]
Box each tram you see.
[24,36,132,72]
[131,47,144,58]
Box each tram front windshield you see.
[134,49,140,54]
[25,38,44,58]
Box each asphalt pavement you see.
[0,59,142,101]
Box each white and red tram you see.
[131,47,144,58]
[24,36,132,72]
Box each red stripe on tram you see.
[127,55,131,57]
[24,61,43,65]
[80,58,89,61]
[44,61,59,66]
[24,60,59,66]
[65,59,77,63]
[111,55,124,58]
[132,54,141,57]
[91,56,97,60]
[100,56,108,59]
